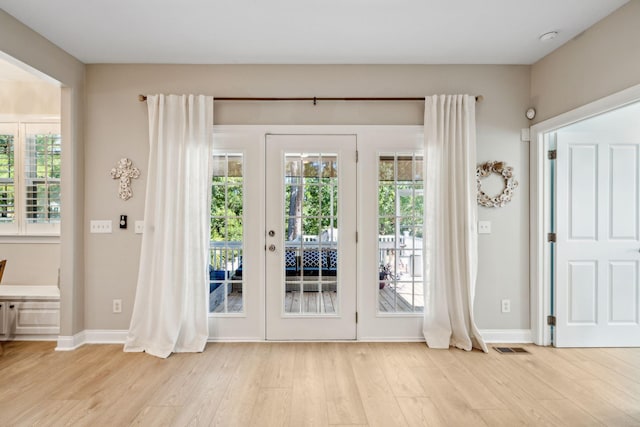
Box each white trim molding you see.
[2,334,58,342]
[57,329,532,348]
[529,82,640,346]
[207,337,263,342]
[359,337,426,342]
[55,331,86,351]
[56,330,127,350]
[480,329,533,344]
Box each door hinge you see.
[356,231,358,243]
[547,232,556,242]
[548,150,557,160]
[356,312,358,323]
[356,150,359,162]
[547,315,556,326]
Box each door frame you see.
[211,125,424,341]
[529,83,640,346]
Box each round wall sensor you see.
[539,31,558,42]
[526,108,536,120]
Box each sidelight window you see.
[209,153,244,314]
[377,153,424,313]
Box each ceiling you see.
[0,0,629,65]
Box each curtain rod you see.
[137,94,484,104]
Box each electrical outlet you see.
[501,299,511,313]
[135,221,144,234]
[90,220,112,233]
[478,221,491,234]
[113,299,122,313]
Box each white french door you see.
[265,134,357,340]
[555,130,640,347]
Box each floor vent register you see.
[493,346,529,354]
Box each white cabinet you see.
[0,286,60,340]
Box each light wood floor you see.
[1,341,640,426]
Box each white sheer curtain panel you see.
[124,94,213,358]
[422,94,487,352]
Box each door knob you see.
[268,230,275,237]
[268,244,276,252]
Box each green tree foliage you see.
[210,176,243,242]
[300,178,337,235]
[284,157,339,238]
[210,155,424,244]
[210,175,244,271]
[378,155,424,237]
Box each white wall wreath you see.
[476,161,518,208]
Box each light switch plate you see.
[90,220,112,233]
[478,221,491,234]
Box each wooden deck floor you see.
[378,283,423,313]
[212,286,423,314]
[2,341,640,426]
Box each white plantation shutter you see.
[0,119,60,236]
[24,124,61,224]
[24,123,61,228]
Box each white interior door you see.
[556,129,640,347]
[265,134,357,340]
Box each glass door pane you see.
[283,153,338,315]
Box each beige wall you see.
[531,1,640,122]
[85,64,531,330]
[0,245,60,286]
[1,10,85,335]
[0,80,60,115]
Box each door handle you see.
[268,244,276,252]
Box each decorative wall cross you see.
[110,158,140,201]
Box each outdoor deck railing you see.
[208,234,423,277]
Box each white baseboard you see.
[55,331,86,351]
[207,337,263,342]
[359,330,532,344]
[56,329,127,351]
[358,336,425,342]
[55,328,532,350]
[1,334,58,342]
[480,329,533,343]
